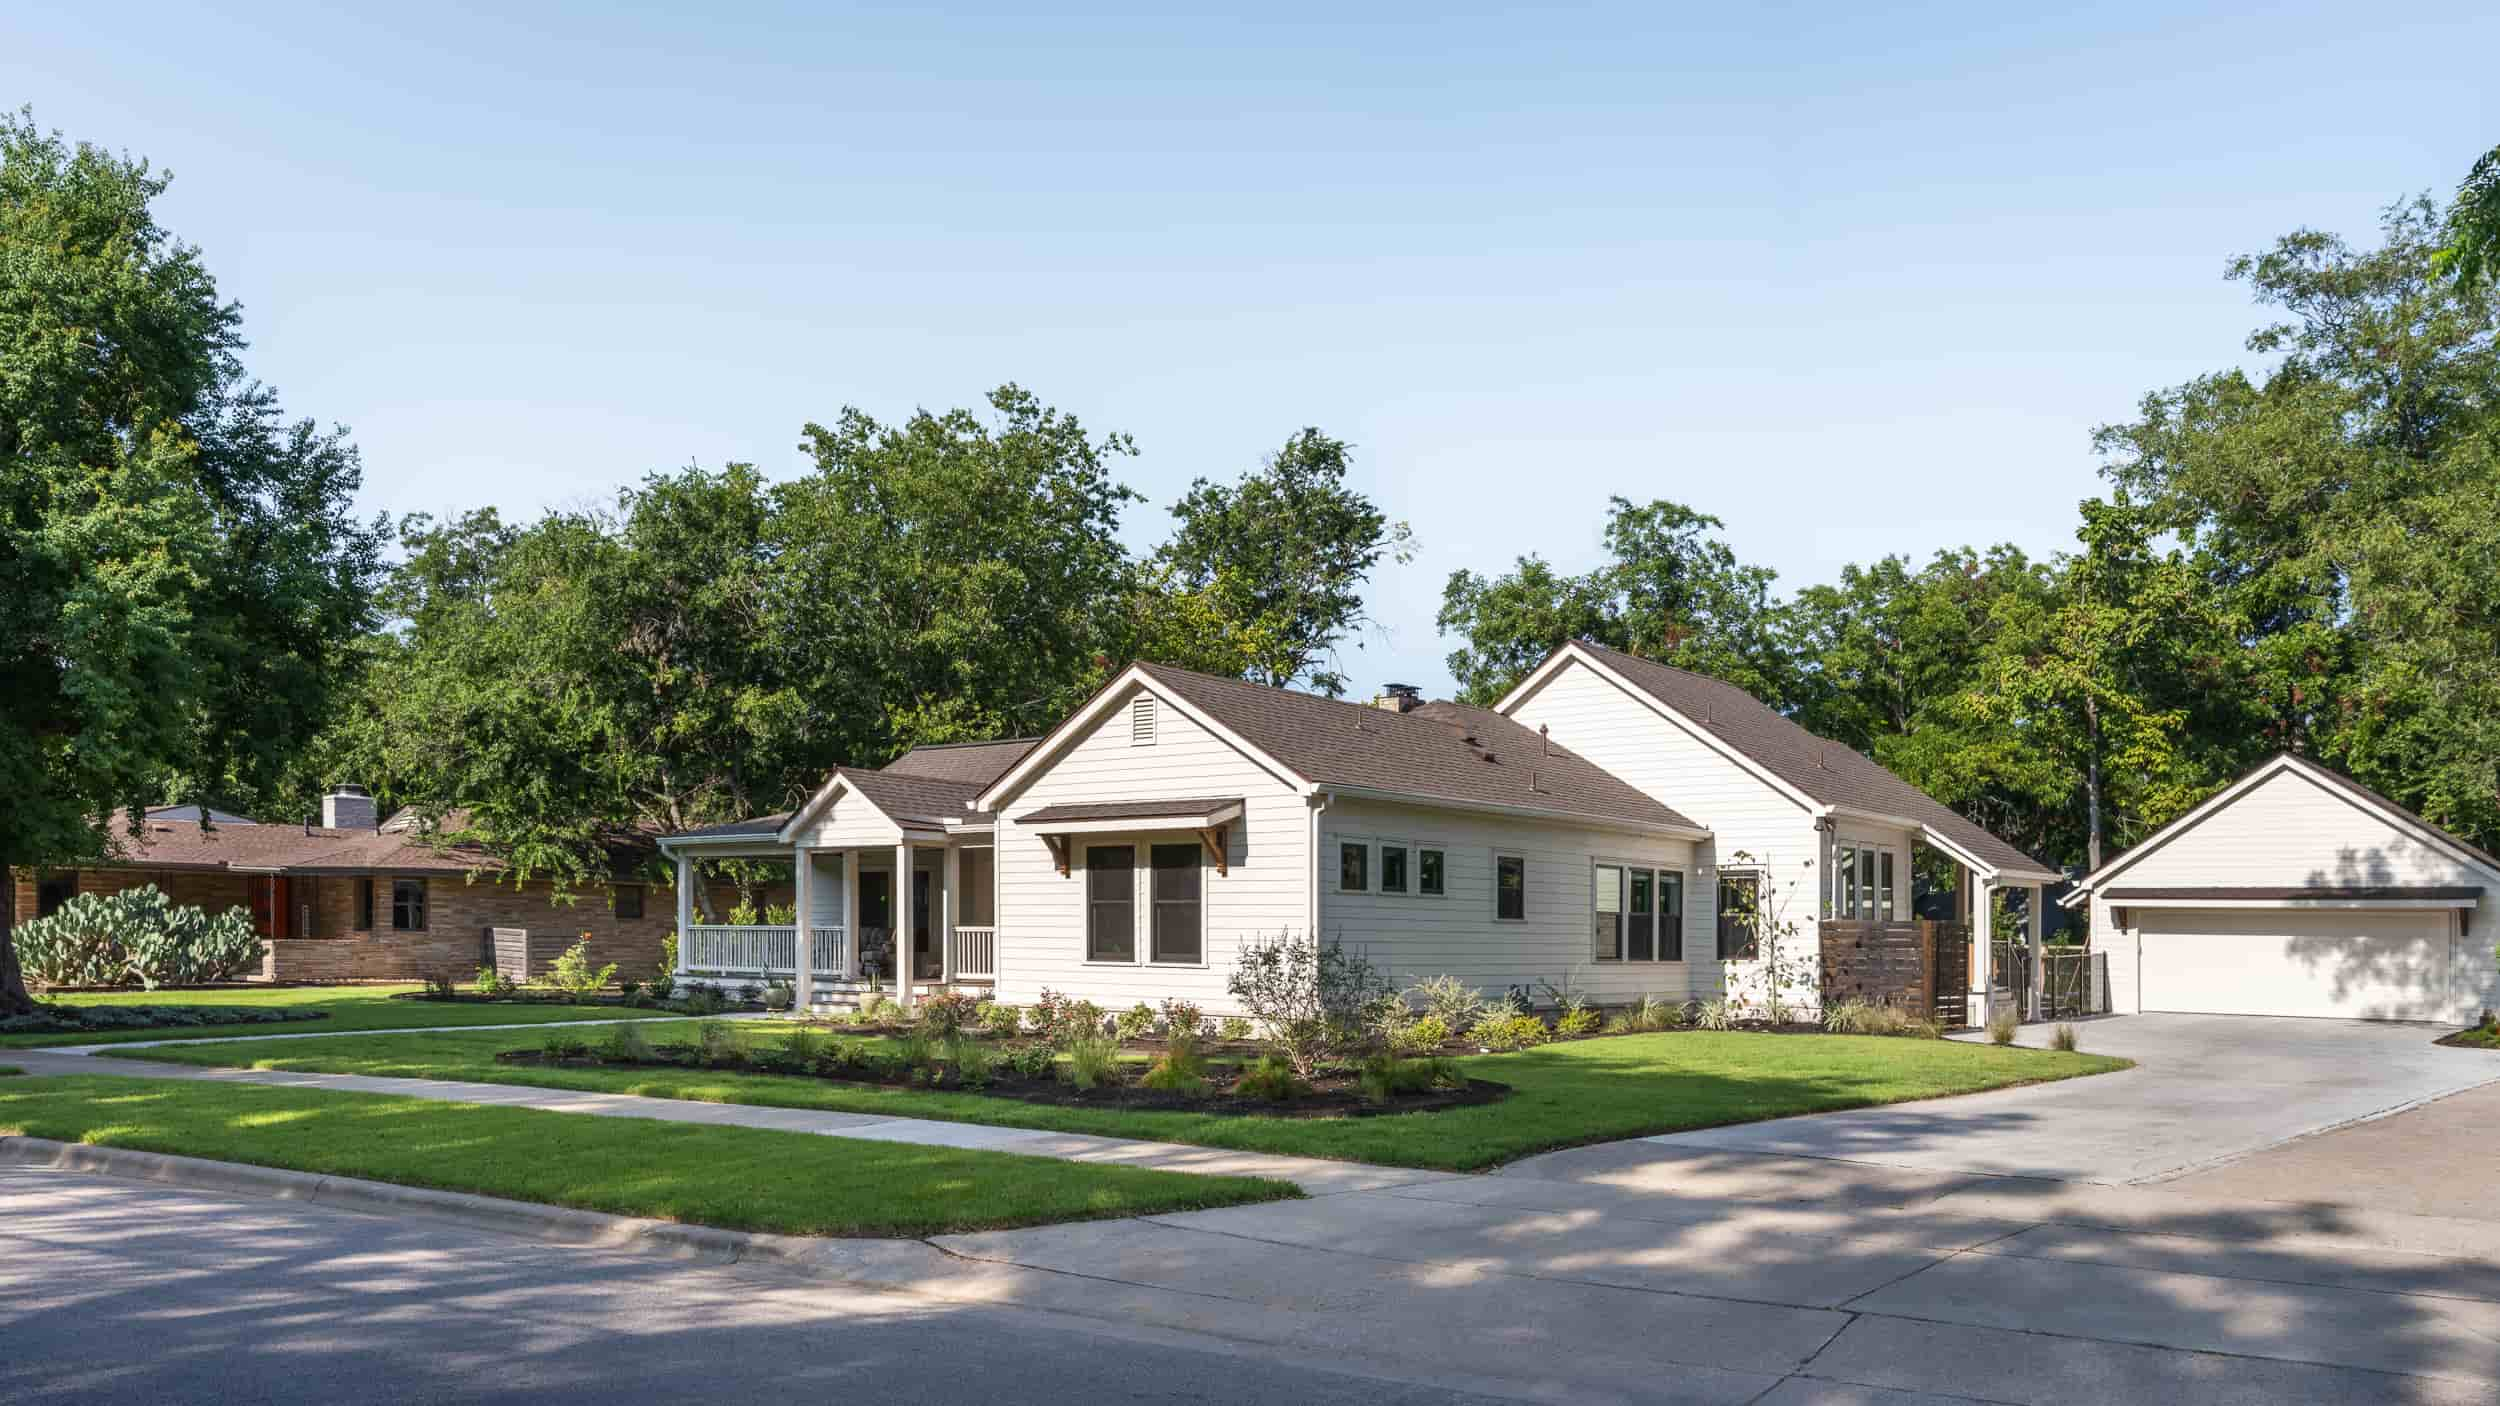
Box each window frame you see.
[354,877,374,931]
[1494,852,1527,922]
[1083,843,1138,964]
[390,878,428,933]
[1337,840,1370,894]
[1147,841,1204,966]
[1593,860,1687,963]
[1716,871,1761,960]
[1378,842,1409,895]
[614,884,645,921]
[1417,847,1446,897]
[1592,862,1624,961]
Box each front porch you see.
[662,829,996,1010]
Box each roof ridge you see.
[1136,659,1474,733]
[895,736,1042,752]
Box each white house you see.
[2060,753,2500,1024]
[656,644,2060,1019]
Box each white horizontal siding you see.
[991,681,1308,1015]
[1319,797,1699,1003]
[1506,657,1824,1004]
[797,785,903,850]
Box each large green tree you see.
[1437,498,1787,705]
[2438,142,2500,291]
[0,113,382,1013]
[1154,428,1411,695]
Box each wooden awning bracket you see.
[1042,833,1071,877]
[1196,824,1229,876]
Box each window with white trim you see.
[1149,843,1201,964]
[1593,864,1684,961]
[391,878,428,932]
[1418,848,1445,895]
[1338,841,1369,892]
[1086,845,1136,960]
[1832,843,1898,920]
[1379,844,1408,894]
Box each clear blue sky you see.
[11,3,2495,698]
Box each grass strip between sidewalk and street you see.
[127,1023,2131,1171]
[0,1075,1297,1236]
[1,985,668,1048]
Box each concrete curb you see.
[0,1135,977,1288]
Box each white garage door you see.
[2138,908,2454,1020]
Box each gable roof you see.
[2061,752,2500,906]
[837,768,991,829]
[1078,662,1704,834]
[882,738,1040,788]
[87,810,642,879]
[1526,642,2057,879]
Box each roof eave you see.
[1319,784,1710,840]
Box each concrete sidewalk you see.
[0,1048,1449,1196]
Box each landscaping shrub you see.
[541,1029,590,1059]
[1356,1052,1463,1102]
[1472,1012,1552,1051]
[1405,974,1484,1032]
[1231,1053,1311,1102]
[600,1022,654,1062]
[944,1031,995,1087]
[618,979,643,1000]
[1217,1016,1252,1042]
[696,1020,742,1065]
[2050,1022,2079,1053]
[546,938,618,998]
[1139,1051,1209,1094]
[892,1027,937,1075]
[1061,1032,1120,1089]
[981,1001,1024,1038]
[1694,998,1737,1032]
[1003,1043,1058,1081]
[735,982,765,1005]
[1555,1004,1601,1038]
[11,886,261,989]
[917,990,981,1036]
[1030,988,1105,1046]
[1606,993,1679,1034]
[1224,932,1390,1079]
[647,972,675,1001]
[1157,997,1204,1040]
[1986,1008,2019,1046]
[780,1027,827,1068]
[420,971,459,1000]
[1389,1013,1450,1053]
[860,994,900,1023]
[1115,1001,1157,1042]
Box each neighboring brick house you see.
[9,788,721,986]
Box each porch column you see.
[841,848,861,980]
[940,843,958,985]
[892,839,914,1011]
[2025,881,2047,1022]
[1970,872,1994,1023]
[673,849,693,978]
[792,845,815,1011]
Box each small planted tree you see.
[1224,932,1389,1080]
[544,938,617,999]
[1717,851,1819,1024]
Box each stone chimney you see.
[322,784,378,831]
[1374,683,1423,714]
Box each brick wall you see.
[9,867,257,919]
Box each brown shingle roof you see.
[882,738,1040,788]
[839,769,987,828]
[1017,797,1244,824]
[100,812,510,876]
[1566,642,2055,876]
[1131,663,1701,833]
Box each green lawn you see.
[130,1023,2131,1171]
[0,985,664,1048]
[0,1075,1294,1235]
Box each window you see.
[1418,848,1445,896]
[1149,843,1201,964]
[354,878,374,931]
[1592,864,1622,960]
[1339,841,1369,892]
[615,885,644,921]
[1833,844,1896,920]
[1495,854,1526,921]
[36,874,75,918]
[1595,865,1685,962]
[1129,694,1157,746]
[1835,844,1858,918]
[1086,846,1135,961]
[1878,851,1895,920]
[390,878,427,932]
[1380,844,1408,894]
[1716,874,1759,960]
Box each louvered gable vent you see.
[1129,693,1157,746]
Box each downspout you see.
[1308,791,1333,943]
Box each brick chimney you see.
[1374,683,1423,714]
[322,784,378,830]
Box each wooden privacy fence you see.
[1820,920,1973,1025]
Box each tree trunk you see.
[2084,695,2104,873]
[0,865,36,1016]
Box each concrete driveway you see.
[1519,1014,2500,1186]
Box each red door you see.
[248,877,291,938]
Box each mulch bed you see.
[494,1047,1509,1118]
[0,1004,333,1036]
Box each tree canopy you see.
[0,112,383,1012]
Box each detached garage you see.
[2065,755,2500,1025]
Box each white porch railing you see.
[949,925,996,980]
[685,924,846,979]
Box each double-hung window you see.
[1594,864,1685,961]
[1418,848,1445,896]
[1379,844,1408,894]
[1149,843,1201,964]
[1339,841,1369,893]
[1494,854,1526,921]
[1716,874,1760,959]
[1086,846,1136,961]
[390,878,427,932]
